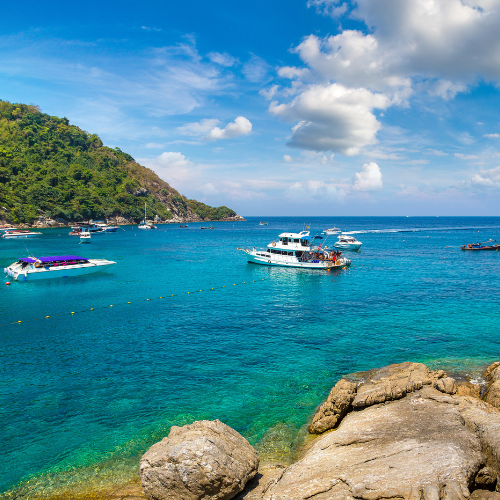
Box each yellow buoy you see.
[127,302,131,304]
[46,316,50,318]
[90,308,94,311]
[71,312,75,314]
[110,305,113,307]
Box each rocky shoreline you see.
[0,214,246,229]
[136,361,500,500]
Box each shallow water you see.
[1,217,500,498]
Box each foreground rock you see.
[265,386,485,499]
[140,419,258,500]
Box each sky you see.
[3,0,500,216]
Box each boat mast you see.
[144,202,146,224]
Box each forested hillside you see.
[0,100,239,224]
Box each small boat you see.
[179,224,189,228]
[259,222,269,226]
[93,221,119,232]
[69,223,105,235]
[79,231,91,244]
[200,226,215,230]
[2,230,42,239]
[323,227,341,235]
[0,226,17,232]
[238,230,351,269]
[334,235,362,251]
[138,203,157,230]
[4,255,116,281]
[461,240,500,251]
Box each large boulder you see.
[309,379,357,434]
[264,387,485,500]
[484,362,500,408]
[140,419,259,500]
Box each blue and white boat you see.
[4,255,116,281]
[238,230,351,269]
[2,230,42,239]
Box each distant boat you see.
[200,225,215,230]
[259,222,268,225]
[138,203,157,230]
[2,230,42,239]
[79,231,91,244]
[462,240,500,251]
[323,227,341,235]
[179,224,188,228]
[334,235,362,251]
[93,221,118,232]
[4,255,116,281]
[69,223,105,235]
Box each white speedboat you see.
[138,203,157,230]
[2,230,42,239]
[79,232,91,243]
[323,227,341,235]
[93,221,118,232]
[259,222,269,226]
[69,223,105,235]
[334,235,362,250]
[238,231,351,269]
[4,255,116,281]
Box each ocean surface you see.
[2,216,500,498]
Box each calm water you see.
[2,217,500,498]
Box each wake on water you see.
[342,225,500,235]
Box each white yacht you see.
[79,231,91,243]
[138,203,157,230]
[4,255,115,281]
[334,235,362,251]
[2,230,42,239]
[323,227,341,235]
[238,231,351,269]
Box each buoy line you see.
[0,275,299,328]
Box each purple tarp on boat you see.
[20,256,87,263]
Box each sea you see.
[1,216,500,498]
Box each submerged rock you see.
[140,419,259,500]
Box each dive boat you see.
[69,223,105,235]
[138,203,157,229]
[238,230,351,269]
[323,227,341,235]
[4,255,115,281]
[334,235,362,251]
[2,230,42,239]
[462,240,500,251]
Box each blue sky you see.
[3,0,500,216]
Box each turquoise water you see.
[2,216,500,497]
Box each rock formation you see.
[241,361,500,500]
[140,419,259,500]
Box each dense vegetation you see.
[0,100,237,224]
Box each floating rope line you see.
[1,275,305,328]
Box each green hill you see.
[0,100,240,224]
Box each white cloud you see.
[139,151,197,184]
[455,153,480,160]
[207,52,238,67]
[285,180,344,200]
[242,55,270,82]
[471,166,500,187]
[177,118,220,136]
[145,142,165,149]
[484,133,500,138]
[352,162,383,191]
[269,0,500,158]
[204,116,252,141]
[270,83,389,155]
[283,155,293,162]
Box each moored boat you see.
[461,240,500,251]
[200,226,215,230]
[179,224,188,228]
[93,221,119,232]
[2,230,42,239]
[69,223,105,235]
[238,230,351,269]
[4,255,116,281]
[79,232,91,243]
[138,203,157,229]
[259,222,269,225]
[334,235,362,251]
[323,227,341,235]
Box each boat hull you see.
[462,245,500,251]
[4,260,115,281]
[334,242,362,250]
[2,233,41,239]
[245,252,350,269]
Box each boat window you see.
[266,249,270,253]
[294,239,299,243]
[295,251,303,257]
[301,239,308,247]
[288,251,294,256]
